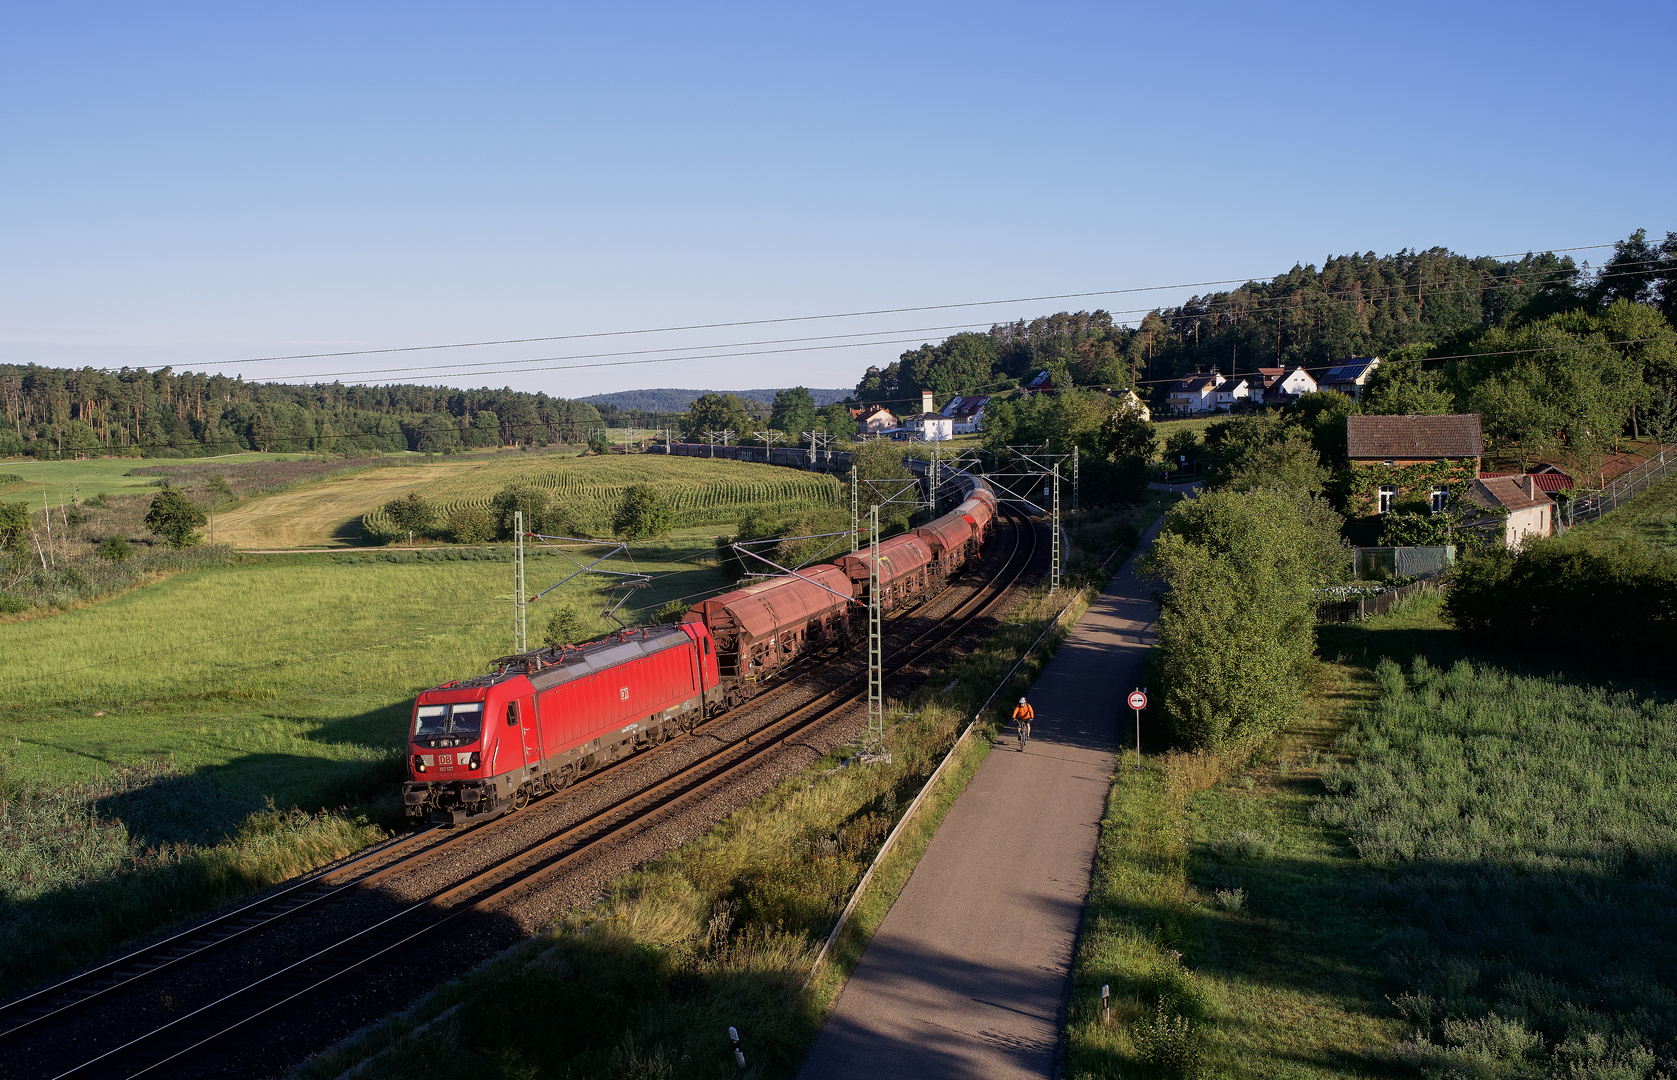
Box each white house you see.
[1256,365,1318,404]
[900,391,953,441]
[1212,377,1251,410]
[941,394,990,434]
[1462,474,1555,547]
[1320,357,1381,400]
[1166,372,1222,415]
[1113,387,1151,422]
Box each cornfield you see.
[361,455,839,539]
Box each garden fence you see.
[1568,443,1676,524]
[1316,575,1448,625]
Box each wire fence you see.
[1316,575,1448,625]
[1568,443,1676,524]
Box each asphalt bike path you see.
[798,520,1165,1080]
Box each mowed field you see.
[211,462,478,548]
[0,452,317,509]
[1570,469,1677,555]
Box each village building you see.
[1212,376,1251,410]
[1320,357,1381,400]
[1165,372,1222,415]
[1025,370,1054,393]
[848,404,898,433]
[940,394,991,434]
[1112,387,1151,422]
[898,391,953,441]
[1255,365,1318,405]
[1346,413,1483,516]
[1462,474,1557,547]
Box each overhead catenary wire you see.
[255,260,1661,385]
[131,240,1639,370]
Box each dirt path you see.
[211,464,477,549]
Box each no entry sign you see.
[1128,691,1148,711]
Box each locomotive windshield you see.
[414,702,484,738]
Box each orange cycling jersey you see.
[1012,703,1034,722]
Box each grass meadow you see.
[0,451,324,509]
[1063,594,1677,1080]
[1568,470,1677,555]
[0,536,732,990]
[359,453,841,541]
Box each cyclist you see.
[1011,696,1034,750]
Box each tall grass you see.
[1316,657,1677,1078]
[0,753,385,992]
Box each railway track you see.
[4,502,1039,1080]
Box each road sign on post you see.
[1129,689,1147,769]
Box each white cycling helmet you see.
[1018,697,1027,704]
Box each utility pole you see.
[1071,445,1079,518]
[850,472,859,553]
[929,445,940,519]
[1051,463,1061,595]
[865,504,888,762]
[514,509,527,654]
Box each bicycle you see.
[1017,719,1031,751]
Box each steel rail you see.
[43,504,1036,1080]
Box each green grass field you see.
[359,453,841,540]
[1064,595,1677,1079]
[1569,469,1677,555]
[0,540,729,799]
[0,452,324,508]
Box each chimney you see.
[1524,475,1536,500]
[922,390,933,415]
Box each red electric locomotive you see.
[402,466,998,826]
[403,621,722,824]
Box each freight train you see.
[402,462,997,824]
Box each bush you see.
[380,493,434,541]
[97,535,132,562]
[541,604,591,646]
[446,507,496,545]
[1444,534,1677,672]
[613,484,672,539]
[650,600,689,624]
[489,485,551,540]
[1142,489,1346,750]
[143,488,207,548]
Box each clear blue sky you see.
[3,1,1672,398]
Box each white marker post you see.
[1128,689,1147,770]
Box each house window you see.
[1431,486,1448,513]
[1378,486,1396,514]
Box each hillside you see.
[578,387,850,412]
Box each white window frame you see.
[1430,486,1448,513]
[1378,485,1396,514]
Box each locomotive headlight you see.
[413,754,426,774]
[467,752,481,770]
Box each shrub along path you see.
[797,521,1164,1080]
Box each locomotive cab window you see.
[703,639,710,655]
[507,702,519,726]
[414,702,484,737]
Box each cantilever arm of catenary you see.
[730,541,860,606]
[524,535,652,604]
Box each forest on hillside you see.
[0,368,603,459]
[854,230,1677,435]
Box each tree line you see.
[844,231,1677,458]
[0,366,604,459]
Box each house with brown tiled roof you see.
[848,404,897,433]
[1346,413,1483,517]
[1462,474,1556,547]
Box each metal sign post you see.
[1128,689,1147,769]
